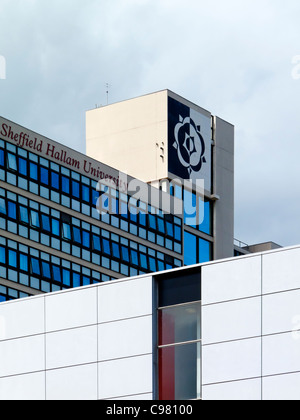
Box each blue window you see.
[73,227,81,244]
[52,265,61,283]
[82,276,90,286]
[8,201,17,219]
[51,172,60,190]
[149,257,157,272]
[139,211,146,226]
[166,222,173,238]
[62,223,72,240]
[30,210,40,228]
[199,238,211,263]
[52,219,60,236]
[19,206,29,224]
[112,242,120,259]
[184,232,197,266]
[0,246,6,264]
[149,214,157,230]
[0,198,6,215]
[121,246,130,263]
[198,199,211,236]
[8,251,18,271]
[174,225,182,242]
[30,162,38,180]
[62,269,71,286]
[140,253,148,270]
[7,153,17,171]
[62,176,70,194]
[20,254,28,272]
[131,249,139,266]
[31,257,40,275]
[82,231,90,248]
[18,158,27,176]
[157,218,165,234]
[0,149,4,167]
[92,189,99,206]
[103,239,111,255]
[72,181,80,199]
[73,273,81,288]
[42,261,51,279]
[41,214,51,232]
[40,167,49,185]
[92,235,101,252]
[82,185,90,203]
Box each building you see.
[0,90,235,302]
[0,244,300,400]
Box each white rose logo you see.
[173,115,206,177]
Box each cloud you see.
[1,0,300,246]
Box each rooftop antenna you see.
[105,83,112,105]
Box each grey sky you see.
[1,0,300,247]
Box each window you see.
[52,265,61,283]
[42,261,51,279]
[31,257,40,275]
[72,181,80,199]
[0,198,6,215]
[157,269,201,400]
[18,157,27,176]
[41,214,51,232]
[19,206,29,224]
[62,176,70,194]
[7,153,17,171]
[62,223,72,240]
[8,201,16,219]
[73,226,81,244]
[19,254,28,272]
[92,235,101,252]
[0,246,5,264]
[30,210,40,228]
[40,167,49,185]
[51,172,60,190]
[30,162,38,180]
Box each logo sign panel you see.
[168,97,211,191]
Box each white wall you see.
[201,246,300,400]
[0,277,154,401]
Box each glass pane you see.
[30,210,40,228]
[198,198,211,235]
[73,226,81,244]
[159,342,201,400]
[63,223,71,240]
[30,162,38,180]
[0,246,6,264]
[61,176,70,194]
[18,157,27,176]
[184,232,197,266]
[7,153,17,171]
[51,172,60,190]
[93,235,101,252]
[40,167,49,185]
[0,198,6,215]
[31,257,40,275]
[19,206,29,224]
[8,201,17,219]
[199,238,212,263]
[159,302,201,346]
[41,214,51,232]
